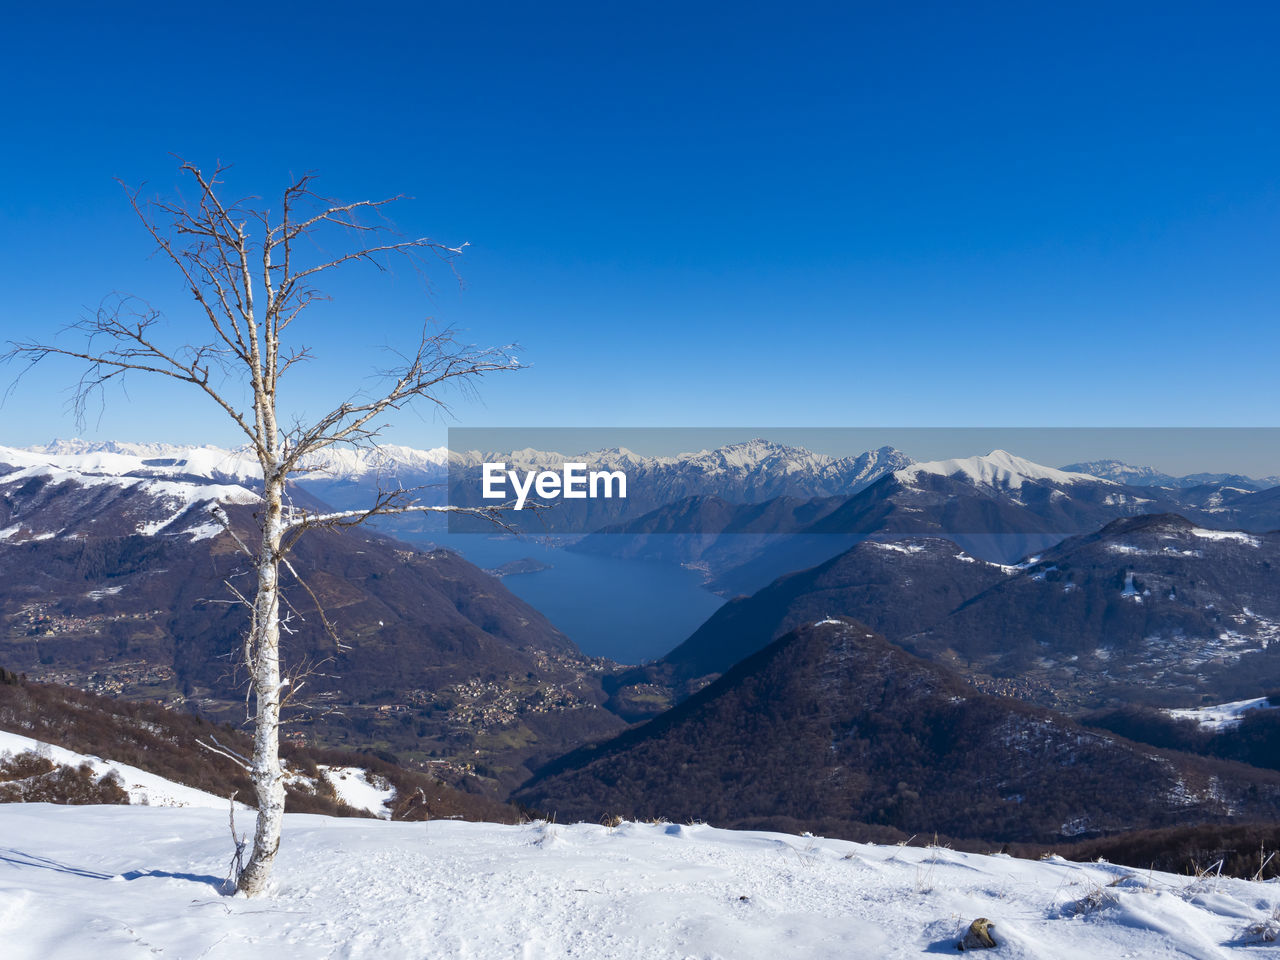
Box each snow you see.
[1062,459,1176,486]
[1166,697,1279,730]
[3,442,261,483]
[895,449,1110,490]
[1191,528,1261,547]
[14,439,917,496]
[995,555,1043,575]
[0,729,233,809]
[7,441,454,485]
[318,765,394,818]
[1103,492,1154,506]
[183,520,226,542]
[2,805,1279,959]
[868,541,927,555]
[0,448,262,541]
[1108,543,1152,556]
[0,462,259,511]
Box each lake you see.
[403,533,726,664]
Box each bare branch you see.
[210,504,257,558]
[197,736,252,772]
[284,328,520,469]
[5,295,263,449]
[284,500,524,536]
[279,554,349,652]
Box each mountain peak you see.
[895,449,1110,490]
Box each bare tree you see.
[5,161,518,896]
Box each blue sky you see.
[2,2,1277,452]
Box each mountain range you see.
[0,444,625,792]
[23,439,1279,542]
[8,437,1280,847]
[606,513,1280,719]
[573,448,1280,595]
[1062,458,1280,490]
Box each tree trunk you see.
[237,474,286,896]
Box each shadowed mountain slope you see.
[518,619,1280,844]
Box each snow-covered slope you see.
[21,440,265,482]
[0,445,261,542]
[1062,458,1180,487]
[897,449,1110,490]
[317,765,395,818]
[0,729,231,808]
[2,804,1278,959]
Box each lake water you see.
[403,533,726,664]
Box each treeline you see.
[1024,821,1280,882]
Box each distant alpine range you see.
[16,437,1278,533]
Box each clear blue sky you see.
[2,1,1277,451]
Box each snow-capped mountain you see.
[897,449,1108,490]
[441,439,916,534]
[26,439,453,484]
[7,442,462,540]
[1060,458,1179,486]
[460,439,912,500]
[820,449,1179,537]
[575,449,1258,596]
[15,436,912,535]
[671,439,911,493]
[1062,457,1280,491]
[615,505,1280,715]
[26,437,910,506]
[0,444,261,542]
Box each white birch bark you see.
[236,469,286,895]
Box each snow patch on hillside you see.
[1165,697,1278,730]
[0,729,233,808]
[1191,528,1261,547]
[319,765,394,818]
[868,541,927,555]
